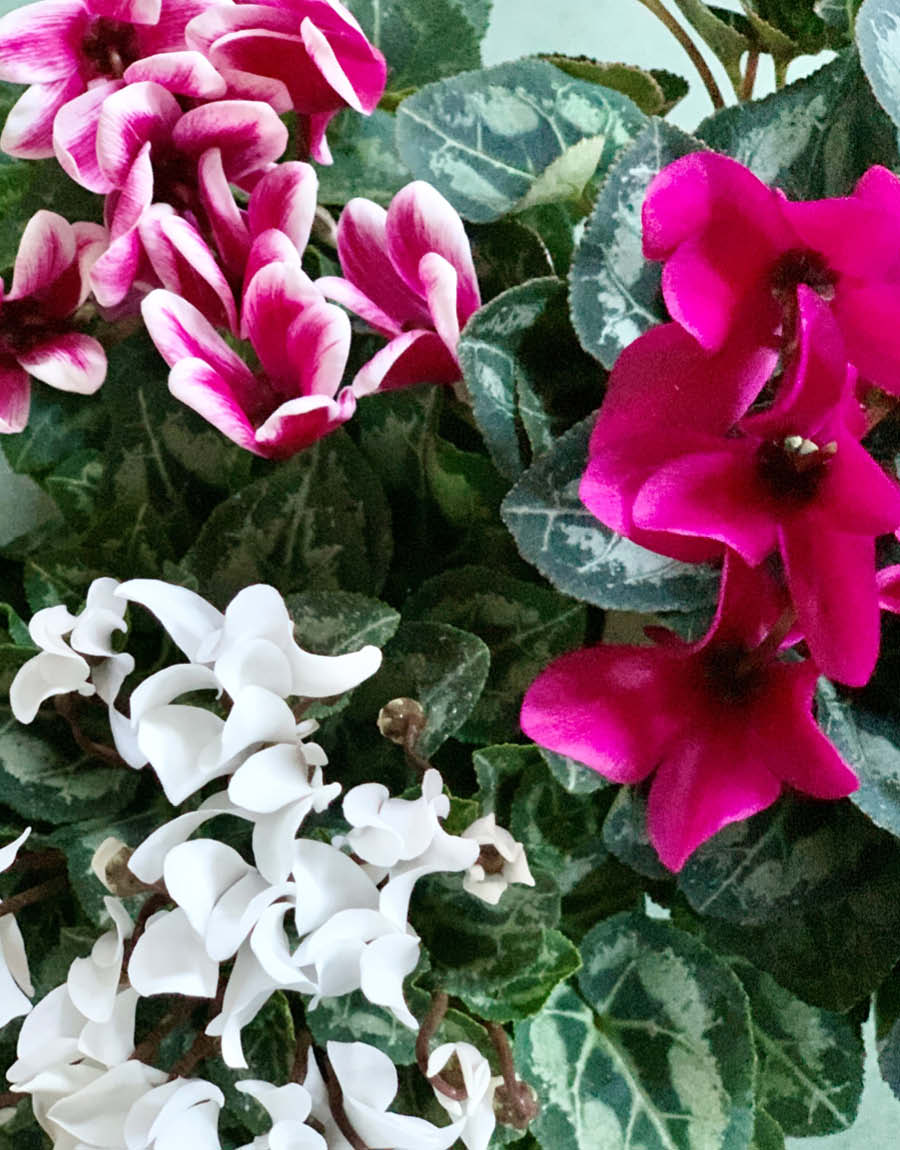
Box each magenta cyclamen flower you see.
[521,556,858,872]
[318,181,481,396]
[584,290,900,686]
[644,155,900,396]
[0,0,223,160]
[141,241,353,457]
[0,211,107,433]
[185,0,387,164]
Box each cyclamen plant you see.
[2,0,900,1147]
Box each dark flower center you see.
[82,17,141,80]
[756,435,836,506]
[0,298,65,358]
[770,248,837,303]
[701,642,763,705]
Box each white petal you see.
[204,871,283,962]
[291,841,378,936]
[229,743,314,813]
[125,1077,224,1150]
[208,686,298,772]
[326,1041,397,1115]
[0,912,32,995]
[78,986,138,1067]
[66,897,132,1022]
[129,662,221,723]
[287,643,382,699]
[9,651,90,723]
[214,636,293,699]
[205,940,278,1069]
[359,932,419,1029]
[0,827,31,874]
[0,930,32,1028]
[128,792,244,884]
[164,839,252,939]
[128,908,219,998]
[137,704,224,805]
[235,1080,312,1127]
[46,1060,167,1146]
[116,579,224,660]
[251,801,314,885]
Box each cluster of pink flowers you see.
[0,0,481,451]
[523,155,900,871]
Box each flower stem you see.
[740,50,759,101]
[486,1022,540,1130]
[53,694,129,768]
[416,991,468,1101]
[634,0,726,109]
[0,875,68,918]
[316,1048,371,1150]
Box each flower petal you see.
[53,78,122,193]
[0,75,81,159]
[351,329,460,396]
[173,98,288,180]
[0,0,85,83]
[253,390,356,457]
[123,50,227,99]
[0,359,31,433]
[197,146,249,279]
[96,80,181,188]
[285,299,351,397]
[168,357,260,453]
[128,908,218,997]
[18,334,106,395]
[248,160,317,253]
[142,288,255,388]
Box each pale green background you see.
[483,3,899,1146]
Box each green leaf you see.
[459,277,599,481]
[602,785,671,881]
[815,681,900,839]
[0,447,61,551]
[347,0,481,91]
[501,416,720,612]
[538,745,607,795]
[426,436,508,527]
[816,0,862,32]
[351,621,490,756]
[405,565,586,743]
[569,119,705,369]
[686,811,900,1010]
[183,430,392,606]
[285,590,401,655]
[516,913,755,1150]
[414,870,580,1021]
[750,1109,785,1150]
[698,49,898,199]
[0,712,140,828]
[730,957,863,1137]
[751,0,833,48]
[315,108,412,206]
[509,762,607,895]
[677,793,873,925]
[472,742,541,824]
[468,219,555,301]
[650,69,691,115]
[395,59,646,223]
[541,56,670,116]
[44,450,104,530]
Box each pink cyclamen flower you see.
[69,81,287,306]
[0,210,106,433]
[521,556,858,872]
[185,0,387,164]
[141,245,354,456]
[318,181,481,396]
[0,0,224,160]
[612,291,900,686]
[644,156,900,396]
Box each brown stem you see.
[291,1030,313,1084]
[0,875,68,918]
[415,991,468,1102]
[121,891,169,973]
[8,848,66,873]
[131,997,198,1067]
[736,606,798,679]
[53,695,129,768]
[740,50,759,101]
[170,1032,218,1079]
[316,1048,370,1150]
[0,1091,25,1109]
[635,0,726,109]
[486,1022,540,1130]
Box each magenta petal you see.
[141,289,255,397]
[242,228,304,300]
[197,147,249,279]
[53,79,122,193]
[7,210,76,300]
[172,99,288,180]
[0,360,31,433]
[316,275,401,338]
[0,0,86,83]
[18,333,106,395]
[879,565,900,614]
[521,645,690,784]
[306,110,334,164]
[168,357,258,453]
[750,661,858,798]
[419,251,461,356]
[247,161,317,254]
[385,181,480,324]
[336,197,430,327]
[833,282,900,397]
[123,51,227,99]
[284,300,350,398]
[90,227,142,307]
[0,76,81,159]
[299,16,363,111]
[89,0,160,22]
[241,259,318,378]
[632,444,777,566]
[811,435,900,538]
[253,389,356,458]
[647,722,781,872]
[782,522,880,686]
[96,81,180,188]
[351,329,460,396]
[783,184,900,280]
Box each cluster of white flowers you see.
[6,577,536,1149]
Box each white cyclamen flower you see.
[427,1043,501,1150]
[0,827,33,1028]
[234,1080,326,1149]
[124,1076,225,1149]
[9,578,141,763]
[117,580,382,700]
[461,814,535,906]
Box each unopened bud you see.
[377,697,427,746]
[494,1079,540,1130]
[90,837,147,896]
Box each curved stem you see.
[0,875,68,918]
[740,50,759,101]
[635,0,726,109]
